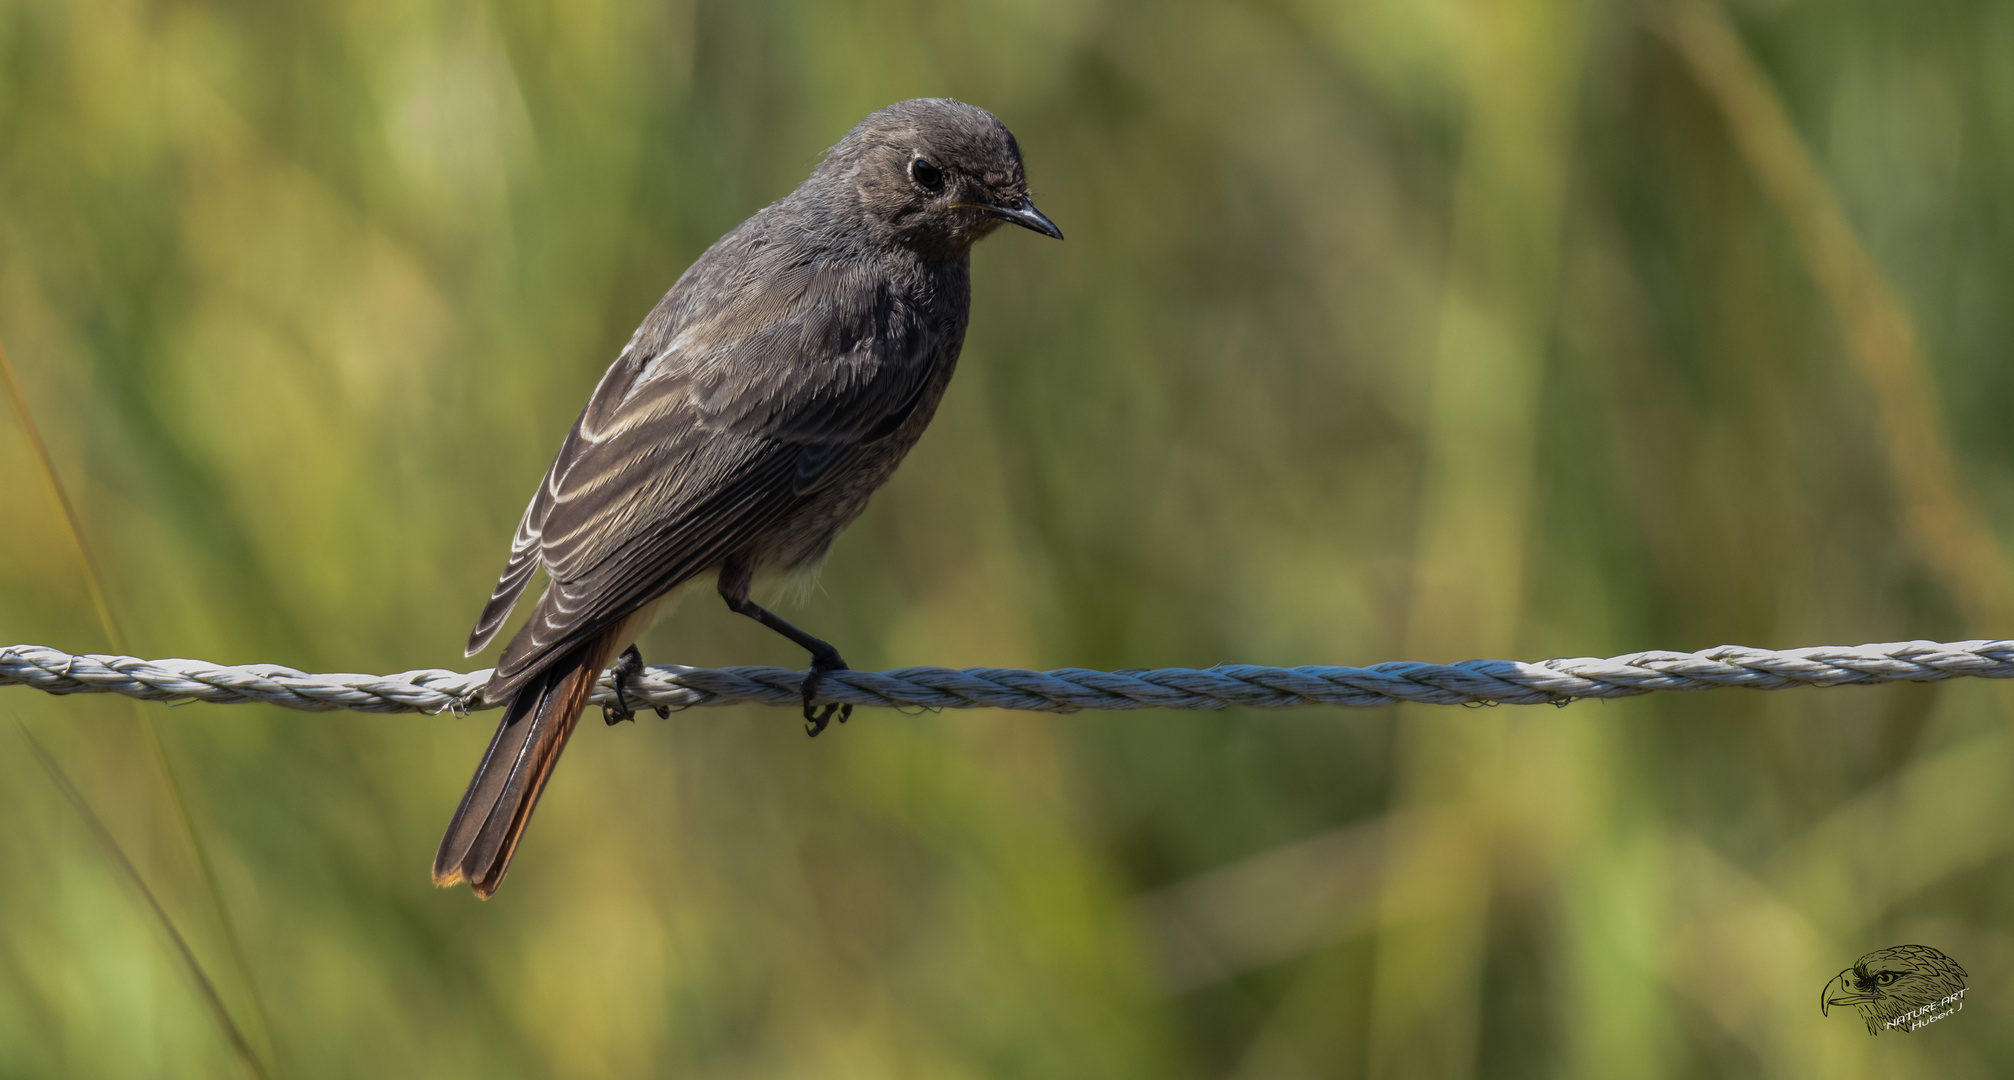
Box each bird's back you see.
[471,195,973,701]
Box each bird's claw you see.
[801,658,852,737]
[604,644,664,726]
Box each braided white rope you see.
[4,640,2011,715]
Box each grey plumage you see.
[435,98,1061,897]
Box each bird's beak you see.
[982,194,1064,240]
[1822,971,1872,1015]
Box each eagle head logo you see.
[1822,944,1967,1035]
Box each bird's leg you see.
[718,575,851,736]
[742,603,851,736]
[602,644,669,725]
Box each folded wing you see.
[467,233,946,702]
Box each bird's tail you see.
[433,628,620,897]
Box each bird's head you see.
[818,98,1062,255]
[1821,944,1967,1035]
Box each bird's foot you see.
[603,645,669,725]
[801,650,852,737]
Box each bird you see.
[1821,944,1967,1034]
[433,98,1062,898]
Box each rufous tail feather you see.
[433,628,620,898]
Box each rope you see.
[5,639,2012,715]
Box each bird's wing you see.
[466,495,550,656]
[471,242,947,700]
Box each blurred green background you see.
[4,0,2014,1075]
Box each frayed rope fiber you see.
[5,640,2013,715]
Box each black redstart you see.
[435,98,1061,897]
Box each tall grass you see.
[3,0,2012,1075]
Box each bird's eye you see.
[910,157,944,191]
[1877,972,1899,985]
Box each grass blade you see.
[20,724,270,1080]
[2,336,284,1076]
